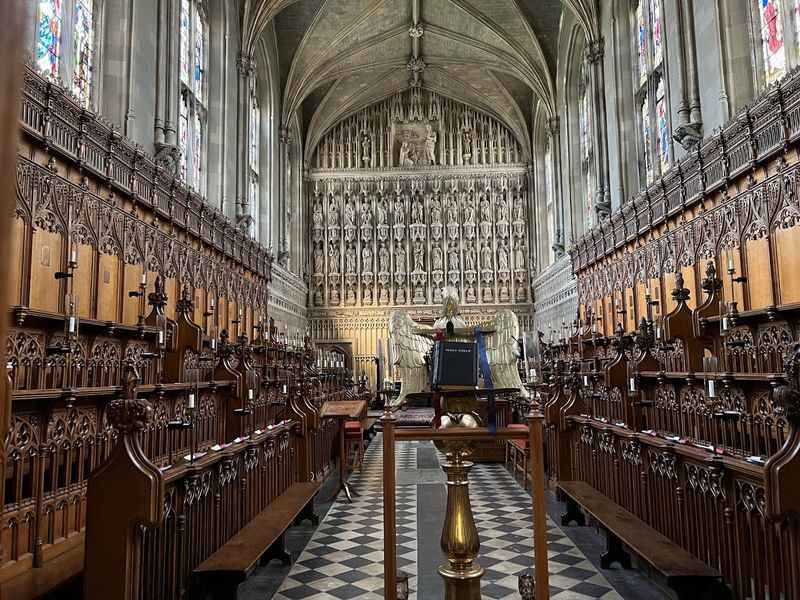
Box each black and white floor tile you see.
[273,436,623,599]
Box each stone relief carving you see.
[309,174,530,309]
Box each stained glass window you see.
[636,1,648,86]
[72,0,93,106]
[795,0,800,52]
[180,0,191,85]
[178,0,207,194]
[35,0,63,79]
[760,0,787,84]
[633,0,669,186]
[655,79,669,176]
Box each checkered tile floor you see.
[273,436,622,599]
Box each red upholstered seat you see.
[508,423,528,449]
[344,420,363,439]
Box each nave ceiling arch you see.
[241,0,595,164]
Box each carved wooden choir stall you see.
[0,65,358,600]
[513,67,800,600]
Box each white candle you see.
[727,257,734,271]
[211,338,217,350]
[707,379,716,398]
[629,377,636,392]
[158,330,165,345]
[248,388,254,400]
[68,316,76,334]
[210,298,215,311]
[722,317,729,331]
[583,375,589,387]
[188,393,196,409]
[282,383,287,394]
[70,247,77,263]
[141,271,147,286]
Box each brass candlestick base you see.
[438,455,483,600]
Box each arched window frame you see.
[178,0,208,195]
[631,0,670,187]
[33,0,100,108]
[749,0,800,89]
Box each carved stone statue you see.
[431,198,442,225]
[481,243,492,268]
[466,247,476,271]
[328,245,340,272]
[514,202,524,222]
[412,199,423,224]
[362,244,373,270]
[464,203,475,225]
[447,201,458,224]
[394,197,405,221]
[399,133,416,167]
[379,245,390,272]
[515,246,525,269]
[396,245,406,273]
[313,202,323,228]
[361,201,372,227]
[377,201,387,226]
[425,124,437,165]
[344,201,355,228]
[314,245,324,273]
[361,131,372,165]
[462,129,473,160]
[413,241,425,272]
[432,245,443,271]
[498,245,509,271]
[480,196,491,222]
[448,246,459,269]
[329,198,340,227]
[346,245,357,274]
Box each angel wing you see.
[389,310,434,406]
[483,309,529,398]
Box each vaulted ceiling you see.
[242,0,592,163]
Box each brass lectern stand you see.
[380,395,550,600]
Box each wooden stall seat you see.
[558,481,730,600]
[192,482,322,600]
[505,423,529,488]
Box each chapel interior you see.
[1,0,800,599]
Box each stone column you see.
[235,53,255,225]
[546,116,566,257]
[585,37,611,220]
[278,127,291,268]
[673,0,703,149]
[153,0,180,175]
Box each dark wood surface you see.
[558,481,720,579]
[321,400,366,419]
[194,481,321,577]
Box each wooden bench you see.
[192,482,321,600]
[558,481,731,600]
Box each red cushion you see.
[344,421,362,431]
[508,424,528,430]
[511,440,528,450]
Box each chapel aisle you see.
[271,434,643,600]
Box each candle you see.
[188,393,196,409]
[211,337,217,350]
[727,257,734,271]
[158,329,165,345]
[141,271,147,286]
[629,377,636,392]
[210,298,215,311]
[248,388,254,401]
[68,316,76,334]
[282,383,287,394]
[707,379,716,398]
[583,375,589,387]
[70,247,77,263]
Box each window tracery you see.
[249,84,261,238]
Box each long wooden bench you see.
[192,482,322,600]
[558,481,731,600]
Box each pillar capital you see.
[584,37,605,65]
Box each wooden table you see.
[321,400,367,503]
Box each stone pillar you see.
[525,163,538,275]
[585,37,611,220]
[153,0,181,175]
[236,53,255,224]
[673,0,703,149]
[546,116,566,257]
[278,126,291,268]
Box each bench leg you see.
[294,497,320,526]
[261,532,293,566]
[600,530,631,570]
[560,496,586,527]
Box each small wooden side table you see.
[321,400,367,503]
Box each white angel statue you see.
[389,286,528,406]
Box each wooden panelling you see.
[96,253,119,322]
[775,224,800,304]
[29,230,61,313]
[745,237,773,309]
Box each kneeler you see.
[506,423,529,489]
